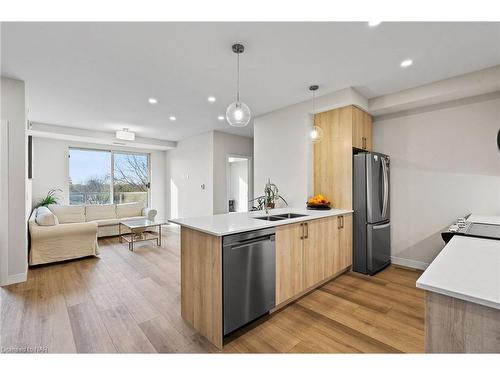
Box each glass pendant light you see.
[226,43,251,127]
[309,85,323,142]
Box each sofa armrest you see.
[30,221,98,240]
[142,207,157,221]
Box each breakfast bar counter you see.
[416,235,500,353]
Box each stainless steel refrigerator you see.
[353,151,391,275]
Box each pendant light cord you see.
[312,90,315,113]
[236,52,240,102]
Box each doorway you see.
[226,156,251,213]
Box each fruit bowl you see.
[307,194,331,210]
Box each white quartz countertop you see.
[169,207,353,236]
[416,235,500,310]
[467,214,500,225]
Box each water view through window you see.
[69,148,149,206]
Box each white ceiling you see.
[2,22,500,141]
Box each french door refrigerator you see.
[353,151,391,275]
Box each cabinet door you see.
[303,217,341,288]
[314,106,353,210]
[363,111,373,151]
[275,223,304,305]
[352,106,365,150]
[338,215,353,271]
[352,106,372,151]
[320,217,339,279]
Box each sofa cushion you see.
[35,207,59,226]
[48,204,86,224]
[37,206,51,215]
[116,202,144,219]
[86,204,117,222]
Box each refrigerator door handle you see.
[381,158,389,219]
[372,222,391,229]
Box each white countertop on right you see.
[467,214,500,225]
[416,235,500,310]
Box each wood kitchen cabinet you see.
[304,217,336,288]
[275,214,352,306]
[275,222,304,304]
[352,106,372,151]
[314,105,372,210]
[337,214,353,271]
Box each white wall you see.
[165,130,253,218]
[31,137,167,221]
[228,160,249,212]
[373,95,500,267]
[213,131,253,214]
[254,87,367,208]
[369,65,500,116]
[166,131,214,219]
[0,76,28,285]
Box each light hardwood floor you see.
[0,226,424,353]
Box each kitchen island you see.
[169,207,353,349]
[416,234,500,353]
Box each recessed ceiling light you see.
[207,96,216,103]
[218,115,225,121]
[368,21,381,27]
[400,59,413,68]
[148,98,158,104]
[169,116,176,121]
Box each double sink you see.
[254,213,308,221]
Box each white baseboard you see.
[391,256,429,271]
[2,272,27,286]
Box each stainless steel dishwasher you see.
[223,227,276,336]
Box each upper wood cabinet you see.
[352,106,373,151]
[314,105,372,210]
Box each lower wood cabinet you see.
[276,222,304,304]
[275,214,352,306]
[338,215,352,270]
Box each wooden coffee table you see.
[119,219,165,251]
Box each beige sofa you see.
[28,202,157,265]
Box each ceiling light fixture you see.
[208,96,216,103]
[148,98,158,104]
[309,85,323,143]
[218,115,225,121]
[115,128,135,141]
[400,59,413,68]
[368,21,381,27]
[226,43,251,127]
[169,116,176,121]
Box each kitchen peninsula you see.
[169,207,353,349]
[416,217,500,353]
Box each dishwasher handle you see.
[227,235,275,250]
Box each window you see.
[69,148,150,206]
[113,152,149,206]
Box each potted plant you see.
[34,189,62,209]
[249,178,288,211]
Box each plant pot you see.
[266,202,275,209]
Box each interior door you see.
[0,120,9,285]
